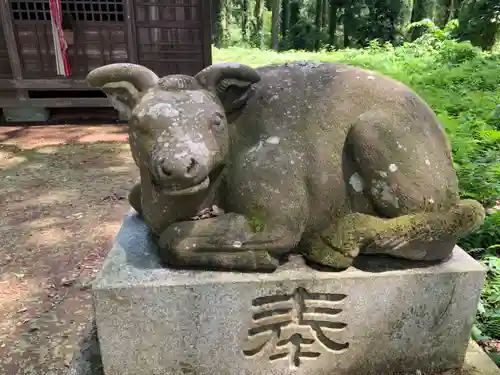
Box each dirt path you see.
[0,125,138,374]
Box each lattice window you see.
[135,0,199,22]
[11,0,124,22]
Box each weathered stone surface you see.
[86,61,486,272]
[65,334,500,375]
[464,341,500,375]
[66,318,103,375]
[65,338,500,375]
[93,212,486,375]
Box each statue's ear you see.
[194,63,261,113]
[86,63,159,120]
[101,82,141,120]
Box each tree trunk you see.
[411,0,438,40]
[271,0,282,50]
[435,0,462,26]
[288,0,301,49]
[281,0,291,44]
[447,0,456,22]
[211,0,217,45]
[328,0,338,48]
[343,0,354,47]
[224,0,231,39]
[315,0,323,50]
[242,0,249,42]
[212,0,222,48]
[393,0,414,44]
[251,0,265,48]
[435,0,451,26]
[212,0,231,47]
[454,0,500,50]
[322,0,329,28]
[449,0,463,20]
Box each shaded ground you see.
[0,125,138,374]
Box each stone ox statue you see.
[86,61,485,272]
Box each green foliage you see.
[213,22,500,341]
[218,0,499,52]
[471,244,500,353]
[454,0,500,50]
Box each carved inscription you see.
[242,287,349,368]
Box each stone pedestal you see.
[92,212,486,375]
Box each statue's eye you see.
[133,121,152,135]
[211,113,225,131]
[138,126,152,135]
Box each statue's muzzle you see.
[156,155,205,180]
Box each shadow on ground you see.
[0,124,138,375]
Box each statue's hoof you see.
[455,199,486,232]
[303,249,355,270]
[252,251,281,272]
[160,248,281,273]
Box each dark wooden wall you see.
[134,0,212,77]
[0,0,212,107]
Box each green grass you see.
[213,24,500,350]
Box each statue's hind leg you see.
[306,200,484,268]
[304,109,485,268]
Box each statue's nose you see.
[157,157,200,180]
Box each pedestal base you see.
[92,212,486,375]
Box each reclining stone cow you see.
[86,61,485,272]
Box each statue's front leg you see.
[158,210,306,272]
[128,182,143,216]
[156,140,311,272]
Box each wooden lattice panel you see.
[3,0,209,81]
[10,0,124,22]
[10,0,128,78]
[15,23,128,79]
[134,0,208,77]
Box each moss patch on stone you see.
[247,205,268,233]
